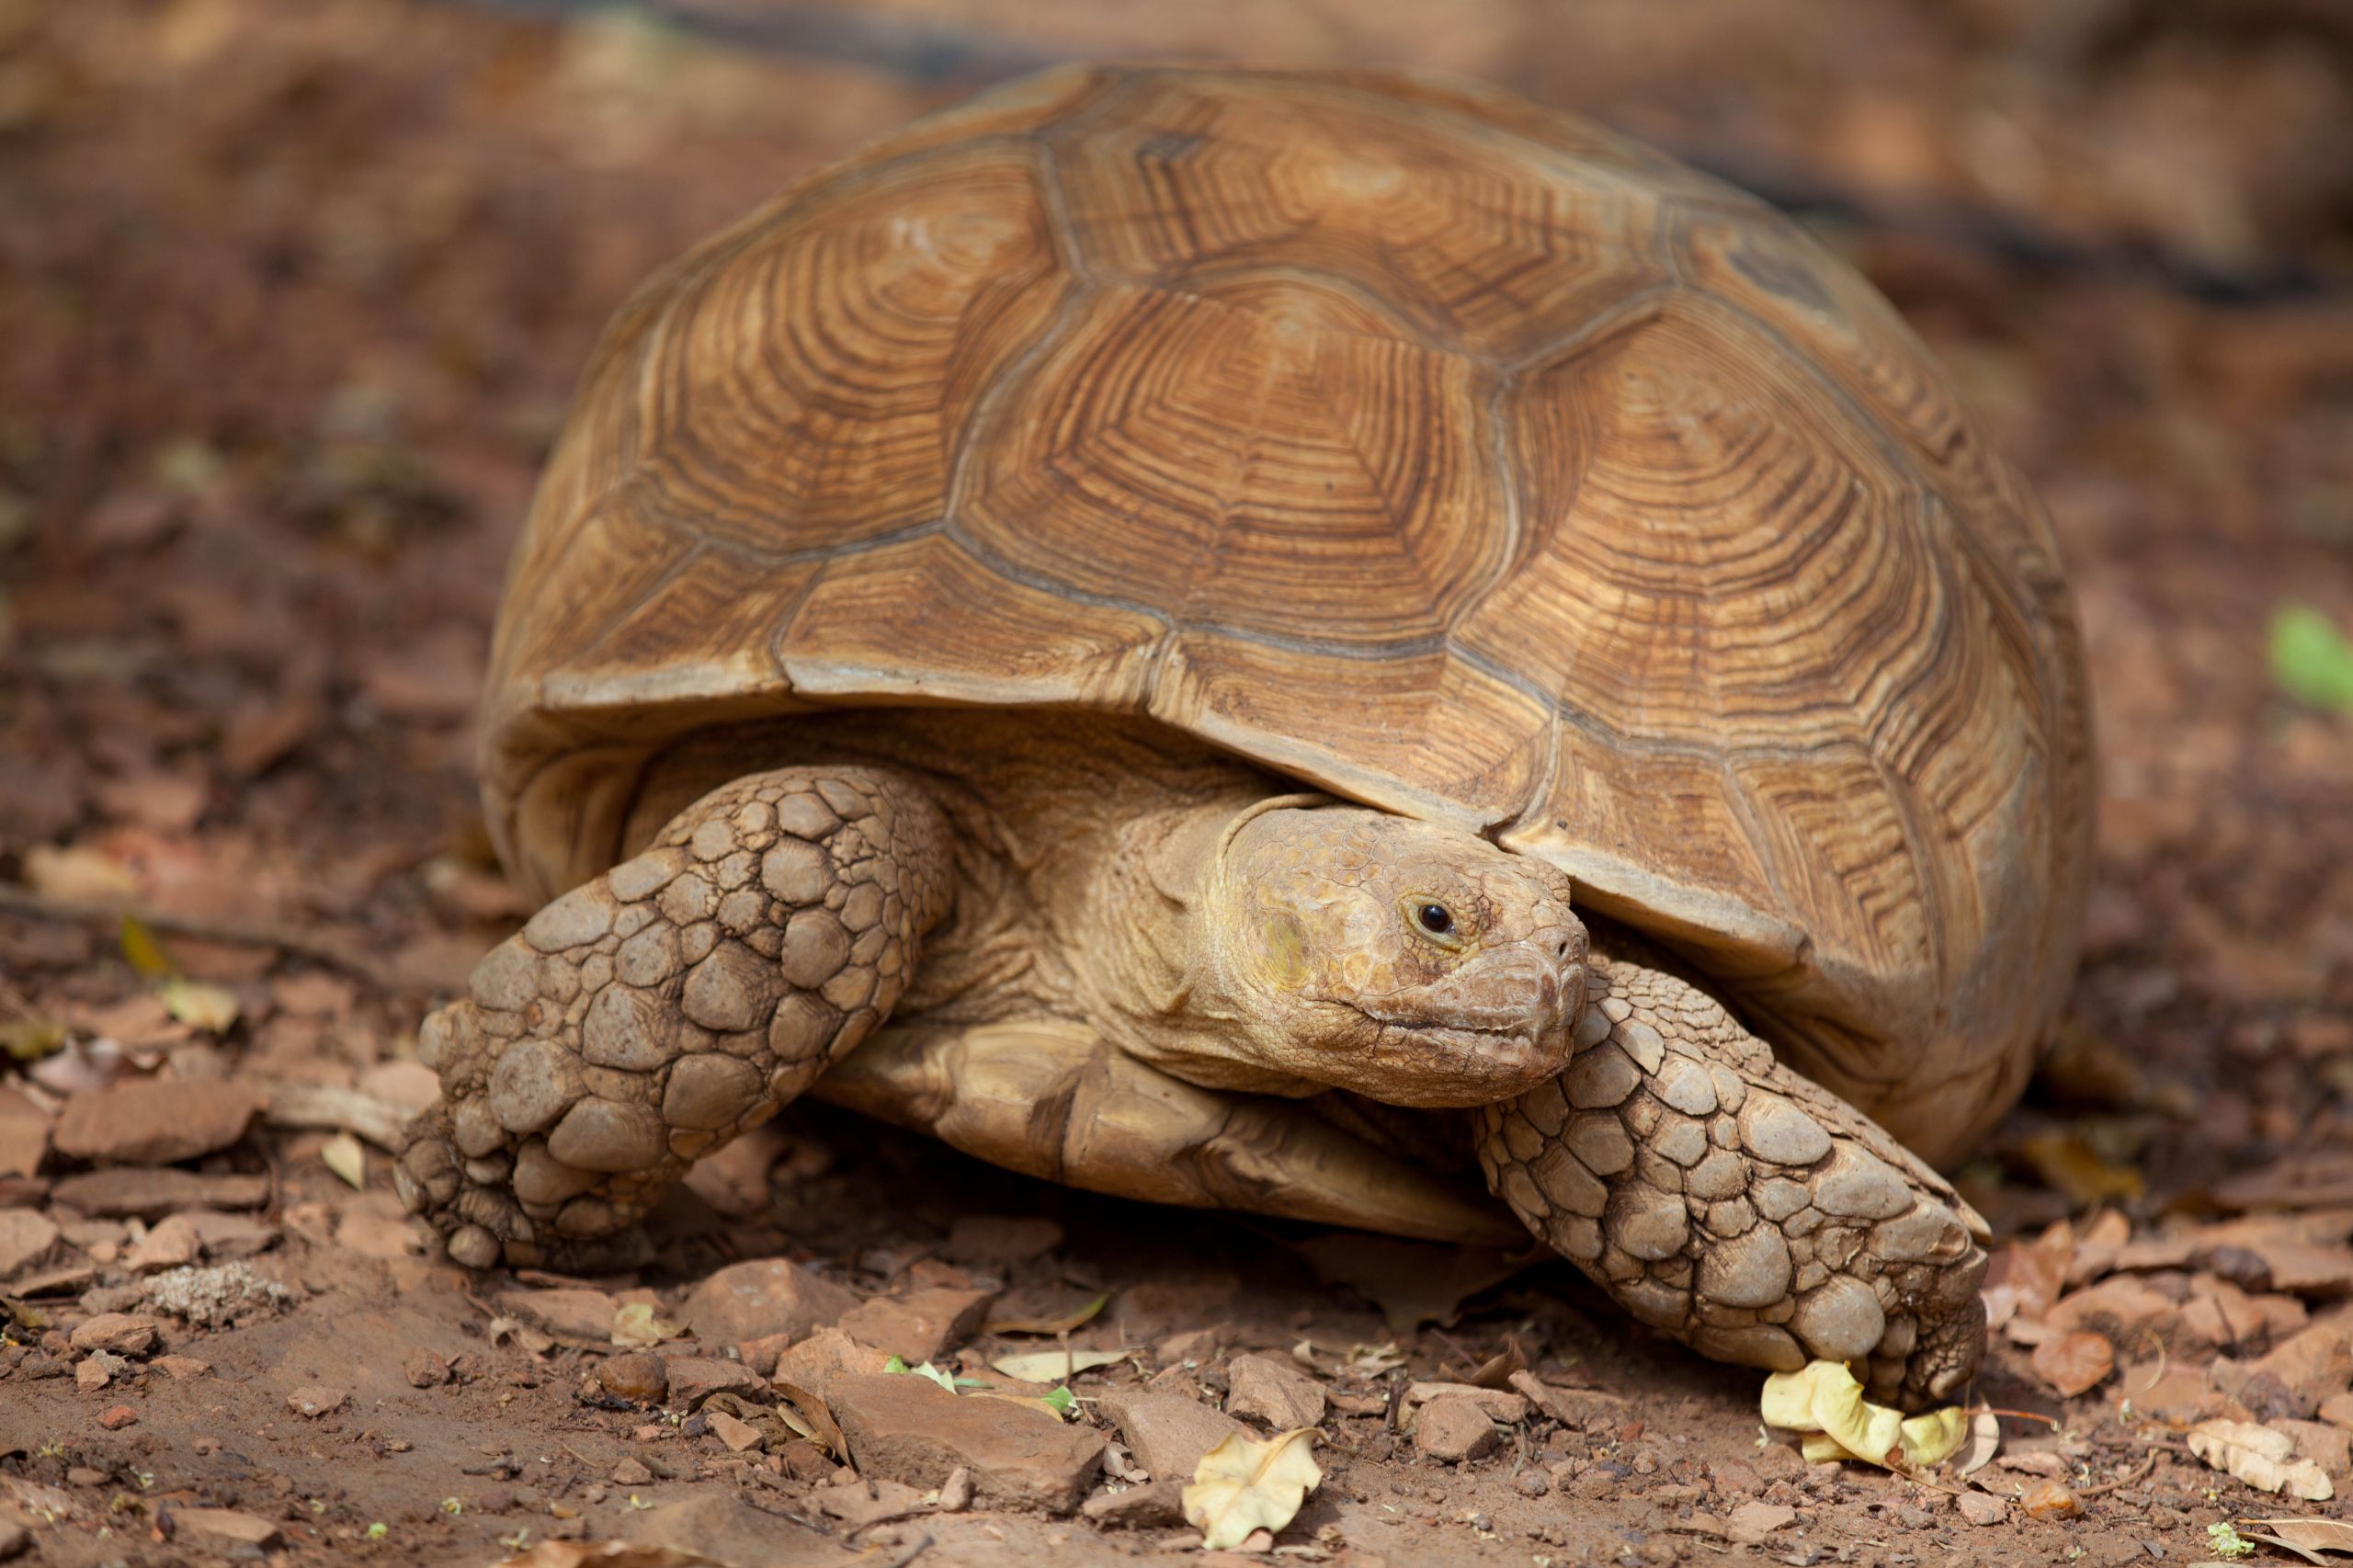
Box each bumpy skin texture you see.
[1474,936,1991,1412]
[395,767,953,1269]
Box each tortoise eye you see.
[1417,903,1455,936]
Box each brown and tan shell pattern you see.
[484,65,2092,1165]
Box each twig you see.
[0,883,412,993]
[2073,1452,2159,1498]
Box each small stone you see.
[77,1352,121,1390]
[153,1355,210,1380]
[48,1167,269,1218]
[706,1409,764,1452]
[1225,1354,1327,1429]
[0,1210,60,1278]
[596,1351,669,1403]
[286,1385,347,1418]
[836,1287,999,1365]
[938,1466,973,1512]
[1414,1394,1498,1462]
[70,1312,159,1357]
[663,1357,764,1408]
[1404,1383,1530,1422]
[1099,1390,1250,1481]
[96,1403,138,1430]
[124,1214,202,1274]
[1954,1491,2006,1527]
[611,1458,654,1486]
[51,1080,259,1165]
[1083,1476,1188,1528]
[1515,1468,1551,1497]
[830,1371,1105,1514]
[944,1215,1063,1267]
[1726,1501,1796,1544]
[173,1508,282,1547]
[681,1259,858,1351]
[771,1327,894,1401]
[498,1287,619,1343]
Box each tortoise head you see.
[1201,803,1589,1108]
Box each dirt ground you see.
[4,2,2353,1564]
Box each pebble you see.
[1224,1354,1327,1430]
[52,1080,259,1165]
[171,1508,281,1547]
[944,1215,1064,1267]
[70,1312,159,1356]
[1415,1395,1499,1462]
[1515,1469,1552,1498]
[0,1210,59,1278]
[678,1258,858,1350]
[496,1286,618,1342]
[96,1404,138,1430]
[769,1326,892,1401]
[829,1371,1106,1514]
[1954,1492,2007,1527]
[611,1458,653,1486]
[286,1385,347,1418]
[47,1167,270,1219]
[1099,1389,1250,1481]
[706,1409,763,1452]
[593,1351,669,1403]
[124,1214,202,1273]
[1404,1382,1529,1423]
[835,1287,998,1364]
[661,1357,764,1408]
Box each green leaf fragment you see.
[2271,605,2353,712]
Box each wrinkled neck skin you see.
[1082,795,1592,1109]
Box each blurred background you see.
[4,0,2352,1249]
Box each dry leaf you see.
[494,1542,721,1567]
[2030,1330,2116,1397]
[1182,1427,1322,1551]
[2016,1131,2145,1205]
[119,915,176,978]
[158,979,239,1034]
[25,844,137,902]
[1953,1410,2003,1476]
[1761,1361,1967,1470]
[989,1347,1131,1383]
[320,1130,365,1190]
[983,1291,1107,1335]
[2188,1419,2335,1500]
[609,1301,680,1347]
[2241,1517,2353,1559]
[769,1381,847,1461]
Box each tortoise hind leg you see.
[396,767,954,1270]
[1473,937,1989,1412]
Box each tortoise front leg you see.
[1473,938,1989,1411]
[396,767,954,1270]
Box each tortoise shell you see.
[484,65,2093,1165]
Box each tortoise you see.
[396,64,2092,1411]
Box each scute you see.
[485,65,2092,1167]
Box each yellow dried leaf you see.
[1760,1361,1967,1470]
[1182,1427,1322,1551]
[610,1301,681,1347]
[2188,1420,2334,1501]
[157,978,238,1033]
[321,1131,366,1190]
[2241,1516,2353,1555]
[983,1291,1108,1336]
[119,914,176,978]
[988,1347,1131,1383]
[25,843,138,902]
